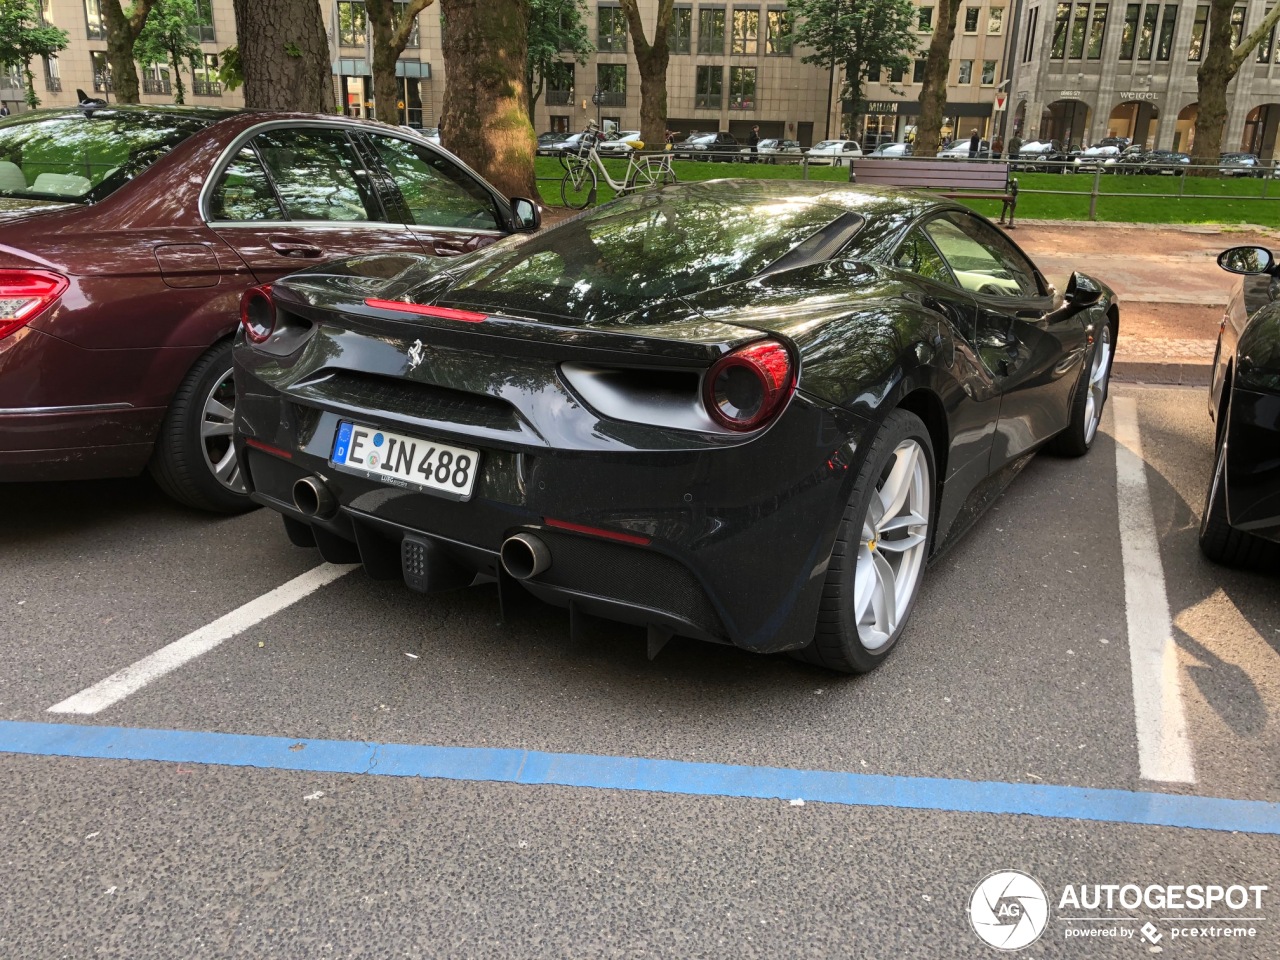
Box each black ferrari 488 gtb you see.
[234,181,1118,673]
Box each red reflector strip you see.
[545,517,651,546]
[364,299,487,323]
[244,437,293,460]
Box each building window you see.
[188,0,214,42]
[43,54,61,93]
[396,1,420,48]
[1137,4,1158,59]
[550,115,571,134]
[38,0,53,26]
[597,62,626,105]
[957,59,973,83]
[142,63,171,96]
[1022,6,1040,61]
[1086,4,1108,58]
[1155,4,1177,60]
[988,7,1004,33]
[695,64,723,108]
[671,6,693,53]
[699,7,726,54]
[1188,4,1208,60]
[1051,3,1071,58]
[1069,4,1089,57]
[545,62,574,104]
[193,53,221,96]
[766,7,792,53]
[84,0,106,40]
[598,5,628,52]
[1119,3,1139,58]
[981,59,997,84]
[729,65,756,108]
[90,50,110,91]
[338,1,367,45]
[890,64,905,82]
[1259,6,1276,62]
[913,57,927,82]
[731,7,759,54]
[1231,4,1245,46]
[918,6,933,30]
[964,6,980,31]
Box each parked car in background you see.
[1200,245,1280,567]
[1146,150,1191,175]
[1073,144,1122,172]
[754,138,804,162]
[544,131,592,155]
[236,180,1117,673]
[1219,152,1266,177]
[674,131,740,160]
[0,105,540,512]
[536,131,566,155]
[868,141,912,158]
[938,139,992,160]
[806,139,863,166]
[1015,140,1072,173]
[597,131,643,156]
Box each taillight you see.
[0,269,69,340]
[703,339,795,431]
[240,284,275,343]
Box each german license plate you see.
[330,421,480,500]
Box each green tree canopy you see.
[790,0,917,140]
[0,0,69,108]
[526,0,594,117]
[134,0,202,104]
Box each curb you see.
[1113,360,1212,386]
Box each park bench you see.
[850,158,1018,227]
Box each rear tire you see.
[794,410,934,674]
[148,339,254,514]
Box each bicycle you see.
[559,134,677,210]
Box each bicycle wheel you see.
[626,157,676,190]
[561,164,597,209]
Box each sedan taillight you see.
[240,284,276,343]
[703,339,795,432]
[0,270,69,340]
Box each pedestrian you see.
[749,124,761,162]
[991,134,1004,158]
[968,127,981,159]
[0,104,9,118]
[1008,134,1022,158]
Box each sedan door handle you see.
[269,237,324,259]
[430,239,470,257]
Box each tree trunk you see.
[231,0,332,112]
[440,0,537,199]
[367,0,434,125]
[619,0,674,149]
[102,0,153,104]
[1192,0,1235,170]
[170,50,185,105]
[915,0,961,157]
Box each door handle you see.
[269,237,324,259]
[430,239,470,257]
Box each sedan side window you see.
[251,128,380,222]
[925,216,1040,298]
[367,135,500,231]
[208,146,285,222]
[893,228,957,287]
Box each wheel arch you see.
[895,388,950,501]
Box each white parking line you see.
[47,563,357,716]
[1112,397,1196,784]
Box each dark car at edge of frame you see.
[0,105,539,512]
[1201,245,1280,567]
[233,180,1118,673]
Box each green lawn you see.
[534,156,1280,227]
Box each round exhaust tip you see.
[292,476,336,519]
[500,533,551,580]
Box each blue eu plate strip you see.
[331,421,353,463]
[3,721,1278,835]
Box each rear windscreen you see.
[0,111,209,203]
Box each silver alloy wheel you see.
[1083,325,1113,445]
[855,438,931,650]
[201,367,244,493]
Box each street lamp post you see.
[591,86,603,132]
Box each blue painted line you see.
[3,720,1280,835]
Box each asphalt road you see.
[1,384,1277,959]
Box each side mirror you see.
[511,197,541,232]
[1217,245,1274,275]
[1064,271,1103,307]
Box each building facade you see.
[1010,0,1280,158]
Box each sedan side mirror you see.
[511,197,541,232]
[1217,245,1275,275]
[1064,271,1102,306]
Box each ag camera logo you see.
[969,870,1050,950]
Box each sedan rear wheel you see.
[148,339,255,514]
[795,410,934,673]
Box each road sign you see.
[995,94,1007,111]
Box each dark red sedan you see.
[0,105,539,511]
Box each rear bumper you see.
[235,368,868,654]
[0,406,162,481]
